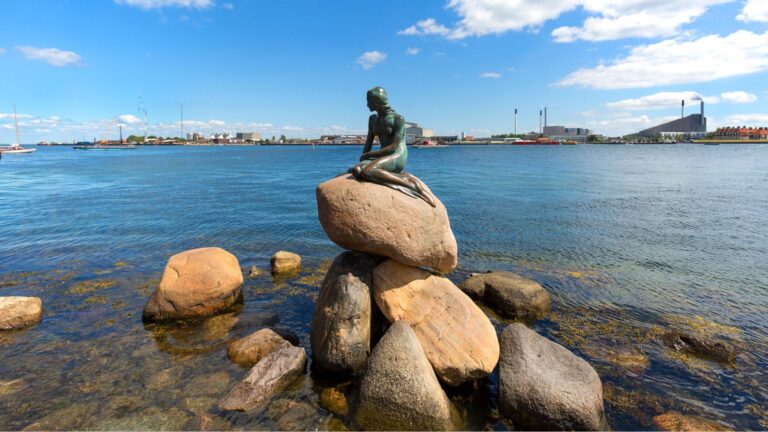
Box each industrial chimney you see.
[544,107,548,127]
[681,100,685,118]
[701,100,705,126]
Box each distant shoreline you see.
[24,140,768,147]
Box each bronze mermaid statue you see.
[348,87,437,207]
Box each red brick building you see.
[715,126,768,139]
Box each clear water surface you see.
[0,145,766,430]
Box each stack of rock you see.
[313,174,500,430]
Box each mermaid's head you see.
[366,87,389,112]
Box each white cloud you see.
[552,0,733,43]
[0,113,34,119]
[406,47,421,55]
[118,114,142,124]
[480,72,501,79]
[356,51,387,70]
[402,0,734,42]
[606,91,717,110]
[557,31,768,89]
[737,0,768,22]
[16,46,81,67]
[585,113,679,136]
[221,2,233,10]
[720,91,758,104]
[114,0,214,9]
[722,113,768,125]
[398,18,451,36]
[0,48,6,55]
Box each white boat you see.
[1,105,36,154]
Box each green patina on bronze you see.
[348,87,437,207]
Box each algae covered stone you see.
[373,259,499,386]
[459,271,551,319]
[227,328,294,367]
[271,251,302,274]
[142,247,244,322]
[311,251,379,377]
[317,175,457,273]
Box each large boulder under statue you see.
[143,247,244,322]
[316,175,457,273]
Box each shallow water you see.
[1,145,767,430]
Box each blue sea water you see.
[0,145,766,430]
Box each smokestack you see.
[514,108,518,135]
[681,100,685,118]
[539,110,543,133]
[544,107,548,127]
[701,100,705,126]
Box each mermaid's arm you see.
[359,115,377,160]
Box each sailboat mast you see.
[13,104,20,145]
[120,125,123,144]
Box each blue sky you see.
[1,0,767,142]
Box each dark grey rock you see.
[218,345,307,412]
[661,331,737,364]
[310,251,379,376]
[459,272,550,319]
[352,320,456,431]
[499,323,605,431]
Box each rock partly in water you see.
[652,411,731,431]
[661,331,737,364]
[248,265,262,278]
[373,259,499,386]
[218,345,307,412]
[228,328,294,367]
[311,251,380,377]
[0,296,42,330]
[352,320,457,431]
[319,386,349,416]
[317,174,458,273]
[271,251,302,275]
[459,271,551,320]
[499,323,605,431]
[142,247,244,322]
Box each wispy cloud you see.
[557,31,768,89]
[356,51,387,70]
[114,0,215,9]
[16,46,81,67]
[405,47,421,55]
[221,2,233,10]
[398,18,450,36]
[0,48,6,55]
[480,72,501,79]
[720,91,758,104]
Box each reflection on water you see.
[1,145,767,430]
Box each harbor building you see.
[405,122,434,145]
[543,126,592,143]
[636,100,707,138]
[236,132,261,142]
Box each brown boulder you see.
[0,296,42,330]
[373,260,499,386]
[459,271,551,319]
[142,247,244,322]
[227,328,294,367]
[218,345,307,412]
[317,175,457,273]
[271,251,301,274]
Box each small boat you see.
[413,139,448,148]
[0,105,37,154]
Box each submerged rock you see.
[218,345,307,412]
[311,251,380,377]
[352,320,456,431]
[271,251,302,274]
[652,411,731,431]
[373,260,499,386]
[227,328,294,367]
[142,247,244,322]
[23,402,100,430]
[91,406,190,431]
[662,331,737,364]
[184,371,231,397]
[499,323,605,431]
[459,271,550,320]
[317,174,458,273]
[0,296,42,330]
[248,265,262,278]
